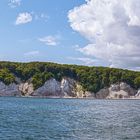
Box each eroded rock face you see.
[84,91,95,98]
[61,78,77,97]
[19,80,137,99]
[61,78,95,98]
[32,78,95,98]
[109,84,120,92]
[33,79,62,97]
[120,83,135,96]
[135,89,140,98]
[95,82,137,99]
[19,83,34,96]
[108,90,129,99]
[96,88,109,99]
[0,79,138,99]
[0,82,21,96]
[107,82,136,99]
[0,78,95,98]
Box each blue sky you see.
[0,0,90,65]
[1,0,140,70]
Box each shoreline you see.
[0,96,140,100]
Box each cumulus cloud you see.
[68,0,140,70]
[15,12,32,25]
[38,36,58,46]
[8,0,21,8]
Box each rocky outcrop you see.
[120,83,135,96]
[19,82,34,96]
[61,78,94,98]
[84,91,95,98]
[0,79,139,99]
[96,88,109,99]
[135,89,140,98]
[95,82,137,99]
[0,82,21,96]
[0,78,93,98]
[32,77,95,98]
[107,82,136,99]
[32,78,92,98]
[33,79,62,97]
[61,78,77,97]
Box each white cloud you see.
[15,12,32,25]
[33,12,49,22]
[38,36,58,46]
[68,0,140,70]
[24,51,39,56]
[68,57,101,66]
[8,0,21,8]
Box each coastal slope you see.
[0,61,140,99]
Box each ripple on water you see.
[0,98,140,140]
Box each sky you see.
[1,0,140,70]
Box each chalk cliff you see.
[32,78,94,98]
[33,79,62,97]
[0,82,21,96]
[135,89,140,98]
[96,82,137,99]
[0,78,139,99]
[19,82,34,96]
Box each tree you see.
[134,77,140,89]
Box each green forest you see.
[0,61,140,93]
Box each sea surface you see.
[0,97,140,140]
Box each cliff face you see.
[33,79,62,97]
[107,83,136,99]
[0,78,139,99]
[19,83,34,96]
[135,89,140,98]
[32,78,94,98]
[0,82,21,96]
[96,82,137,99]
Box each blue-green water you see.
[0,98,140,140]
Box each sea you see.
[0,97,140,140]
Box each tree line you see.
[0,61,140,93]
